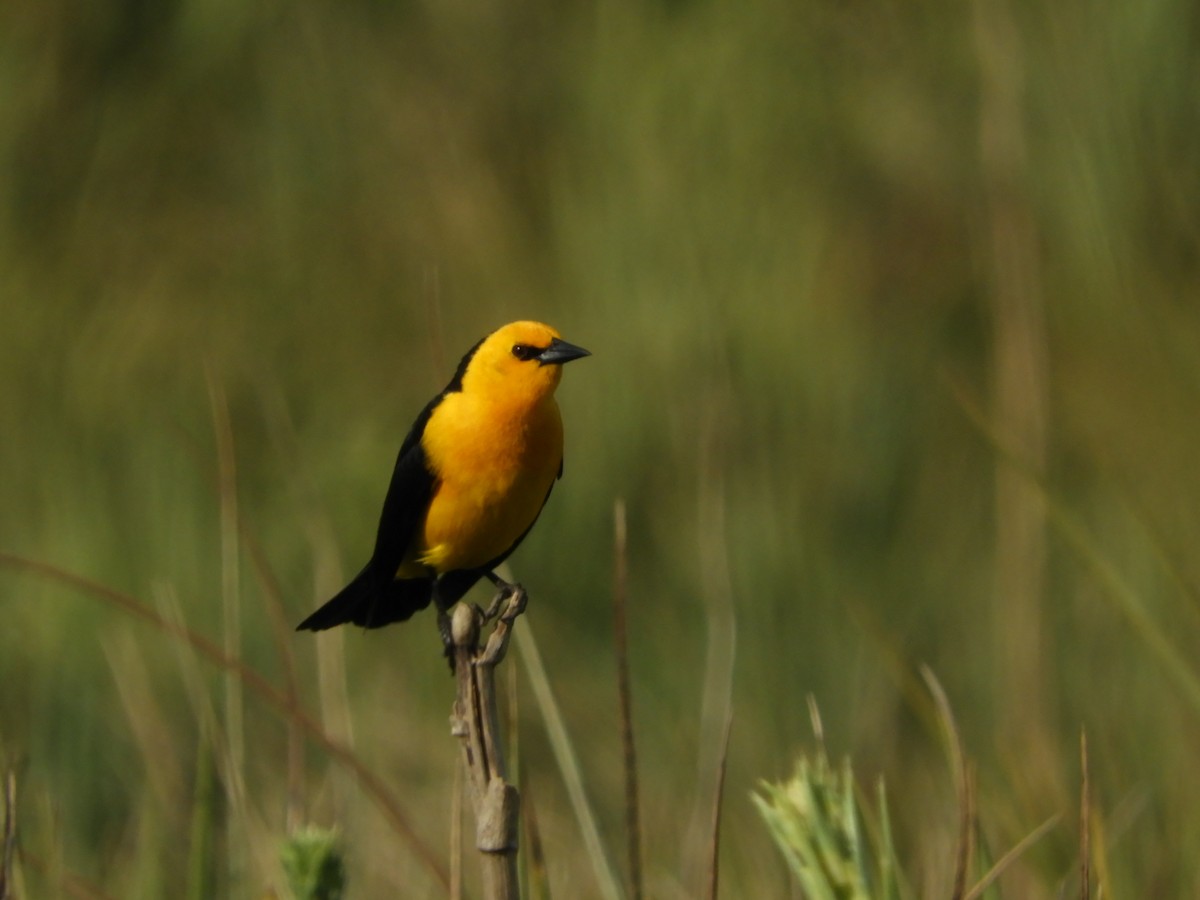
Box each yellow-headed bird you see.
[296,321,590,633]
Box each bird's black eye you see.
[511,343,540,361]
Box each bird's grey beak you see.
[537,338,591,366]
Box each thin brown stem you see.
[241,528,307,834]
[962,814,1060,900]
[612,498,643,900]
[1,769,15,900]
[1080,729,1091,900]
[449,587,527,900]
[704,707,734,900]
[922,666,973,900]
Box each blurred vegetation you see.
[281,827,346,900]
[2,0,1200,896]
[754,747,904,900]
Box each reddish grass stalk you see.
[704,708,734,900]
[612,498,644,900]
[921,666,973,900]
[1080,729,1090,900]
[1,769,14,900]
[0,552,450,891]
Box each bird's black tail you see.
[296,565,434,631]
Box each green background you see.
[3,0,1199,896]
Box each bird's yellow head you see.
[457,321,590,403]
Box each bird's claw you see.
[481,591,509,622]
[437,608,457,672]
[499,584,527,623]
[482,579,527,623]
[439,582,528,673]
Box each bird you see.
[296,320,590,638]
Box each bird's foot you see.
[497,584,527,624]
[439,577,528,672]
[481,573,524,622]
[478,584,527,667]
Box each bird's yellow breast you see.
[414,390,564,574]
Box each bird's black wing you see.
[369,336,487,576]
[368,396,440,577]
[298,337,493,631]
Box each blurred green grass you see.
[3,0,1200,896]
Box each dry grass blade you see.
[206,374,247,847]
[241,527,307,832]
[704,707,734,900]
[187,379,308,831]
[971,0,1051,750]
[102,632,185,813]
[0,552,450,891]
[961,813,1060,900]
[254,378,357,822]
[1088,790,1115,899]
[152,583,251,874]
[612,497,643,900]
[807,694,825,748]
[514,618,623,900]
[686,447,737,895]
[1,768,15,900]
[1049,505,1200,715]
[920,666,972,900]
[946,378,1200,718]
[1079,729,1090,900]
